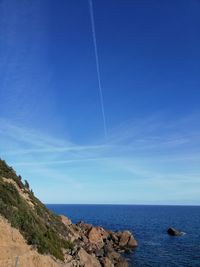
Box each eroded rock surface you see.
[60,215,72,226]
[78,248,101,267]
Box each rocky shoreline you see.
[0,159,137,267]
[59,215,138,267]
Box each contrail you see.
[88,0,108,139]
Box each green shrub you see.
[0,159,73,261]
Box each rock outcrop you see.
[167,227,185,236]
[0,213,138,267]
[60,215,72,226]
[63,222,138,266]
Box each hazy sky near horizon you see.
[0,0,200,204]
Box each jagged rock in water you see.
[118,231,138,248]
[167,227,185,236]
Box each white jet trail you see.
[88,0,108,139]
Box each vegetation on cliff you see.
[0,159,73,261]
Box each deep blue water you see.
[47,205,200,267]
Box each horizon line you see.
[45,203,200,207]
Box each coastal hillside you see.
[0,159,137,267]
[0,216,60,267]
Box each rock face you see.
[60,215,72,226]
[78,248,101,267]
[167,227,184,236]
[88,226,109,249]
[101,257,114,267]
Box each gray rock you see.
[110,233,119,243]
[95,248,104,258]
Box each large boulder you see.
[167,227,184,236]
[127,235,138,248]
[78,248,101,267]
[104,243,121,263]
[88,227,109,249]
[119,231,137,248]
[77,221,92,233]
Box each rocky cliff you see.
[0,159,137,267]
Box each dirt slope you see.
[0,216,64,267]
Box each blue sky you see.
[0,0,200,204]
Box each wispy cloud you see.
[0,113,200,204]
[1,113,200,166]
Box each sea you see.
[47,204,200,267]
